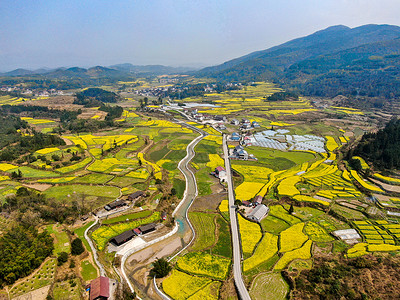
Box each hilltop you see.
[197,24,400,99]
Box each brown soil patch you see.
[11,285,50,300]
[190,188,228,212]
[22,183,52,192]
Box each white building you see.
[247,204,269,222]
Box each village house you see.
[232,145,249,160]
[89,276,110,300]
[104,200,126,211]
[214,115,227,122]
[230,132,240,141]
[128,191,145,204]
[231,119,240,125]
[248,204,269,222]
[242,200,252,207]
[252,121,260,128]
[110,230,136,246]
[137,223,157,235]
[253,195,263,206]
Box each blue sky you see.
[0,0,399,71]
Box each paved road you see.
[222,134,252,300]
[84,216,106,277]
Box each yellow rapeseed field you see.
[36,147,60,154]
[325,136,339,152]
[162,270,212,300]
[373,173,400,184]
[176,252,231,280]
[235,182,265,200]
[219,200,229,212]
[0,163,18,172]
[206,154,224,171]
[243,232,278,272]
[293,195,330,206]
[238,214,262,255]
[280,223,308,253]
[277,176,301,197]
[274,240,312,270]
[350,170,383,192]
[347,243,368,258]
[138,153,162,180]
[232,165,273,183]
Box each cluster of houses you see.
[230,145,257,161]
[241,195,269,222]
[230,118,260,130]
[0,86,65,97]
[182,108,229,125]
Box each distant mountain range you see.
[197,24,400,99]
[0,64,197,78]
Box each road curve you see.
[122,123,205,298]
[222,134,252,300]
[84,216,106,277]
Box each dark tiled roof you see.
[111,230,135,245]
[128,191,145,199]
[138,223,156,233]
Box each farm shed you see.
[138,223,156,235]
[111,230,136,246]
[104,200,126,211]
[90,276,110,300]
[248,204,269,222]
[128,191,145,203]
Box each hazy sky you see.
[0,0,399,71]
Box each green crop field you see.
[8,166,60,178]
[261,215,290,234]
[43,184,120,202]
[189,212,216,251]
[176,251,231,280]
[269,205,301,225]
[46,224,70,255]
[72,173,114,184]
[249,273,289,300]
[52,278,81,300]
[101,210,152,225]
[213,216,232,258]
[80,260,98,281]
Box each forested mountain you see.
[197,24,400,99]
[350,119,400,170]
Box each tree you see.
[170,188,177,196]
[71,238,85,255]
[149,258,172,278]
[57,252,68,265]
[289,204,294,215]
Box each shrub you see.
[71,238,85,255]
[57,252,68,265]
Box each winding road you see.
[84,216,106,277]
[222,134,252,300]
